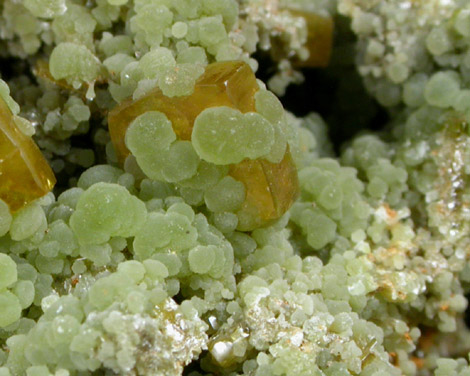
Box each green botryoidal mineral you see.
[0,0,468,375]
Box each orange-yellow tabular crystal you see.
[291,10,334,68]
[109,61,259,164]
[230,151,299,231]
[0,97,56,212]
[108,61,298,229]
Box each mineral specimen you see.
[108,61,259,162]
[0,0,468,375]
[109,61,299,230]
[0,96,55,212]
[289,10,334,68]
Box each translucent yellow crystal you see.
[230,150,299,231]
[291,10,334,68]
[109,61,259,163]
[0,97,56,212]
[108,61,298,229]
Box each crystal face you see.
[291,11,334,68]
[108,61,299,230]
[229,152,299,231]
[0,97,56,212]
[108,61,259,163]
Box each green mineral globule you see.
[192,106,275,164]
[70,182,147,245]
[49,43,102,86]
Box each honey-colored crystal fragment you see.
[291,10,334,68]
[230,150,299,231]
[108,61,298,230]
[0,97,56,212]
[109,61,258,164]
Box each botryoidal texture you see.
[0,0,469,375]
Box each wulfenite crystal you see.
[290,10,334,68]
[108,61,299,230]
[108,61,259,161]
[0,96,56,212]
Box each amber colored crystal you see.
[290,10,334,68]
[0,97,56,212]
[230,150,299,231]
[108,61,298,230]
[109,61,259,163]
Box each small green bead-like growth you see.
[204,176,245,213]
[0,254,17,290]
[23,0,66,18]
[10,203,46,241]
[126,111,176,153]
[70,182,147,245]
[0,291,22,328]
[49,43,101,85]
[192,107,274,165]
[0,200,12,237]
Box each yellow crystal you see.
[109,61,259,163]
[108,61,298,230]
[0,96,56,212]
[291,10,334,68]
[230,150,299,231]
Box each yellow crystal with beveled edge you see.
[0,96,56,212]
[108,61,298,230]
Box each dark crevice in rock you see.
[254,16,390,154]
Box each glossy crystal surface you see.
[292,10,333,68]
[109,61,259,163]
[108,61,298,229]
[230,150,299,230]
[0,97,56,212]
